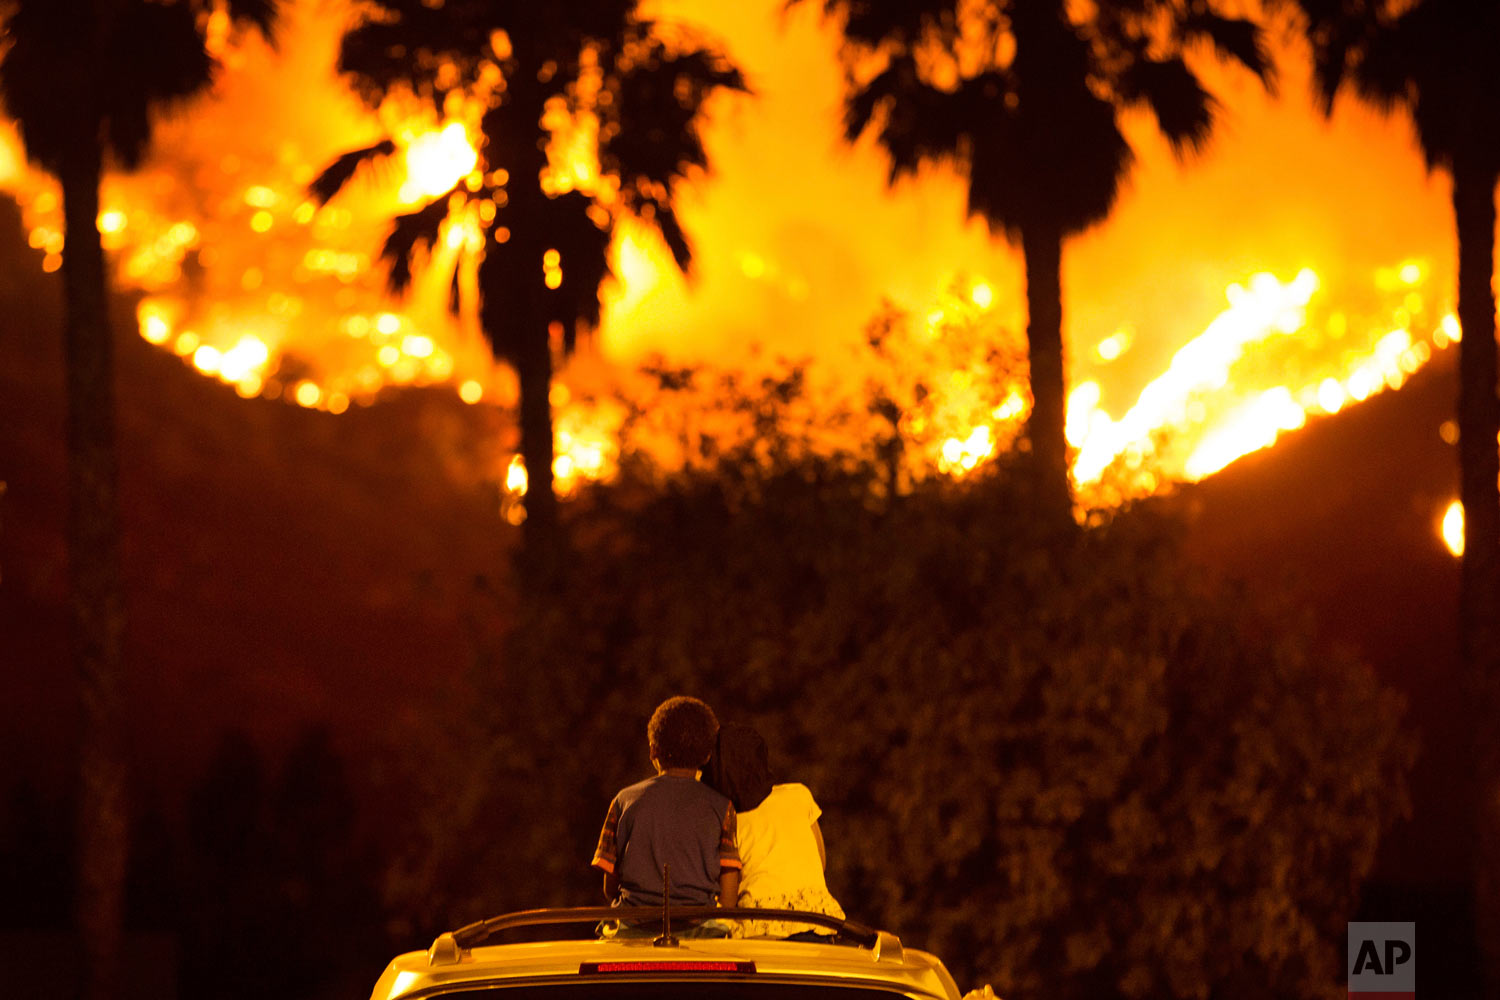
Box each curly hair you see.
[647,696,719,770]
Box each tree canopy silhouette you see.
[1291,0,1500,992]
[800,0,1272,523]
[313,0,745,557]
[0,3,275,999]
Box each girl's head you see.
[705,722,773,812]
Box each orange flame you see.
[0,0,1469,546]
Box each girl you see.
[704,723,845,938]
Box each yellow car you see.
[369,906,963,1000]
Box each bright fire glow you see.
[400,122,478,204]
[1062,268,1457,507]
[1069,269,1320,489]
[506,455,528,495]
[0,0,1475,531]
[1442,501,1464,557]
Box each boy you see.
[591,696,741,909]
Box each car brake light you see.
[580,961,757,974]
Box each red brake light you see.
[581,962,757,974]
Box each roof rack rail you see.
[447,906,887,952]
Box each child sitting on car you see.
[591,696,741,916]
[704,723,844,939]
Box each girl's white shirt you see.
[734,782,844,935]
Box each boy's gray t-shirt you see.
[591,773,741,906]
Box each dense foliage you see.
[388,402,1412,1000]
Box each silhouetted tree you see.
[801,0,1271,522]
[1291,2,1500,992]
[0,4,275,999]
[313,0,745,559]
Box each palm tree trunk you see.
[516,309,559,553]
[1021,222,1072,524]
[1454,159,1500,1000]
[507,66,560,561]
[60,137,129,1000]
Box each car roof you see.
[370,911,961,1000]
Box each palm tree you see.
[1292,1,1500,992]
[312,0,744,557]
[802,0,1271,520]
[0,3,274,1000]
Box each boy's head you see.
[647,696,719,770]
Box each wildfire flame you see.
[0,0,1470,556]
[400,122,479,205]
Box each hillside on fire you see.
[3,0,1497,1000]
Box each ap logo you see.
[1349,922,1414,999]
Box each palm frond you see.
[104,1,214,166]
[4,0,280,170]
[600,36,747,196]
[338,1,490,104]
[843,56,914,143]
[652,204,692,272]
[338,20,424,105]
[1395,1,1500,172]
[380,193,454,295]
[1349,21,1411,115]
[849,56,971,181]
[798,0,958,51]
[1296,0,1376,113]
[1296,0,1500,171]
[309,139,398,204]
[0,0,92,170]
[1182,11,1274,92]
[1119,56,1215,157]
[223,0,279,46]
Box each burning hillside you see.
[0,0,1466,534]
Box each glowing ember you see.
[0,126,21,186]
[506,455,528,495]
[1095,329,1132,362]
[1442,501,1464,557]
[940,425,995,474]
[400,122,479,205]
